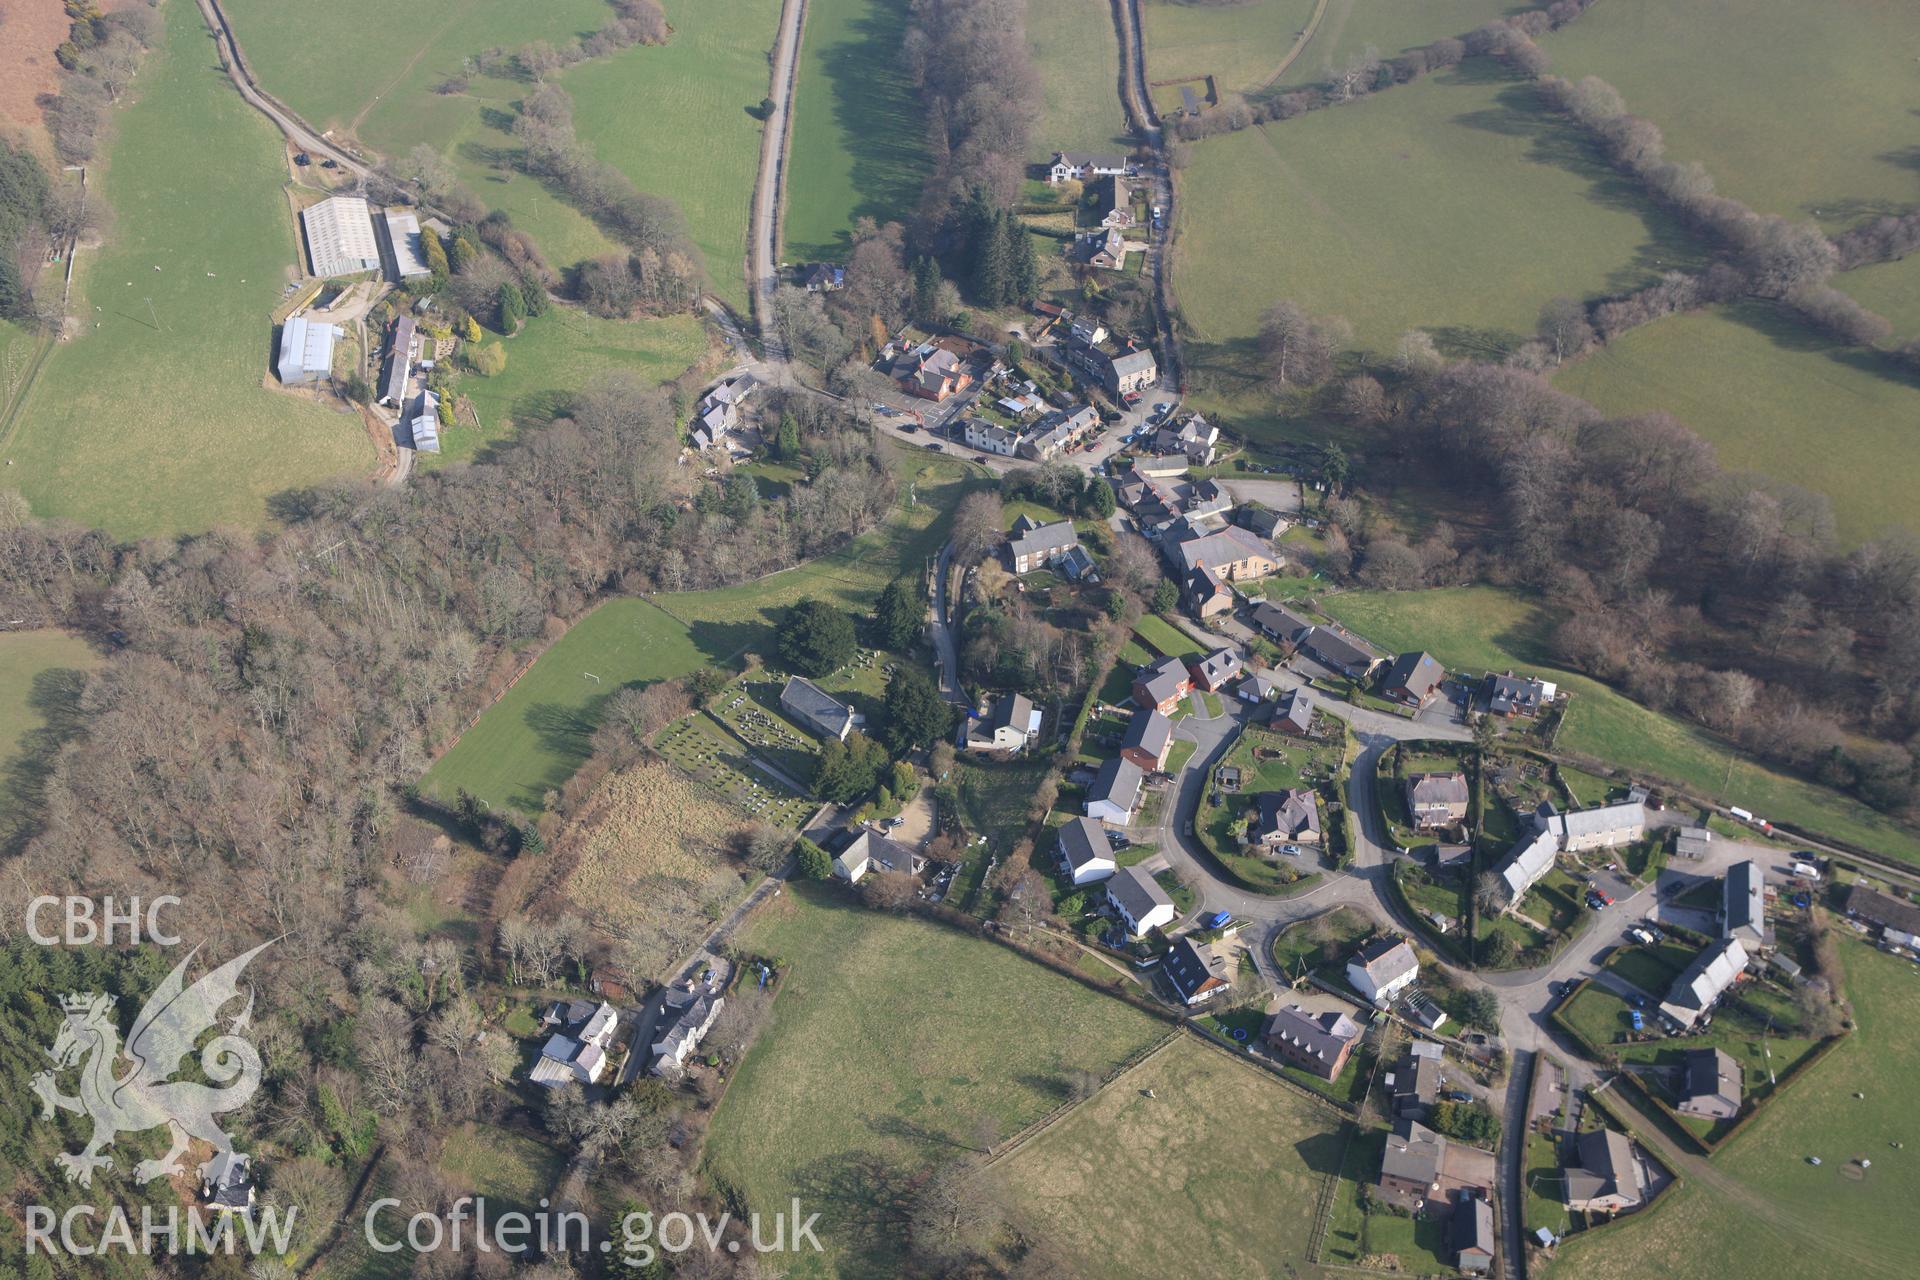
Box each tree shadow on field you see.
[867,1113,980,1154]
[799,6,931,259]
[787,1150,914,1278]
[1294,1126,1350,1177]
[1,667,95,857]
[1730,302,1920,392]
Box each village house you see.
[1347,937,1419,1005]
[798,262,845,291]
[1149,414,1219,467]
[779,676,855,741]
[1298,625,1384,680]
[1252,788,1321,851]
[201,1152,256,1213]
[530,1000,620,1088]
[1676,1047,1743,1120]
[1249,601,1313,646]
[968,692,1041,752]
[1483,670,1555,716]
[651,968,726,1079]
[1057,816,1118,886]
[1452,1195,1495,1275]
[1389,1040,1443,1119]
[1086,757,1146,825]
[1186,565,1234,619]
[1188,646,1243,692]
[1722,859,1767,948]
[1404,772,1470,830]
[1263,1003,1361,1079]
[1096,174,1135,228]
[1235,503,1291,540]
[1271,686,1316,736]
[1105,863,1175,936]
[895,344,973,401]
[1114,466,1229,534]
[1563,1128,1644,1214]
[1498,798,1647,902]
[1165,935,1231,1005]
[1007,515,1082,574]
[1132,654,1193,715]
[831,827,923,884]
[1062,333,1158,397]
[1067,315,1108,347]
[1048,150,1133,184]
[1119,706,1174,772]
[963,418,1020,456]
[1659,937,1749,1030]
[1381,651,1447,709]
[1164,524,1281,586]
[1377,1118,1447,1210]
[1017,404,1099,460]
[1080,225,1131,270]
[1839,883,1920,948]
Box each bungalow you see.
[1057,816,1118,886]
[832,827,923,884]
[1452,1194,1495,1275]
[1096,174,1134,228]
[968,693,1041,753]
[779,676,854,741]
[1132,654,1193,715]
[1298,626,1383,680]
[1047,150,1132,184]
[1188,646,1243,692]
[1008,515,1081,574]
[1377,1118,1447,1211]
[651,970,725,1078]
[1263,1003,1361,1079]
[1347,936,1419,1005]
[1119,707,1174,772]
[1086,757,1146,825]
[1253,788,1321,849]
[1839,883,1920,948]
[1722,859,1766,948]
[1659,937,1749,1029]
[798,262,845,291]
[201,1152,256,1213]
[1271,686,1317,736]
[962,418,1020,456]
[530,1000,620,1088]
[1405,772,1470,830]
[1235,503,1290,540]
[1164,935,1231,1005]
[1249,601,1313,645]
[1382,651,1447,709]
[1483,670,1554,717]
[1563,1128,1644,1214]
[1105,863,1175,936]
[1676,1047,1742,1121]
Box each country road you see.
[197,0,375,182]
[749,0,809,342]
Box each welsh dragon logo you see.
[32,942,270,1188]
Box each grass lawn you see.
[1603,941,1694,999]
[1319,587,1920,867]
[1554,980,1637,1054]
[8,3,374,537]
[1554,302,1920,546]
[954,758,1052,852]
[1173,60,1707,358]
[1269,904,1373,978]
[1029,0,1129,156]
[0,631,98,843]
[1322,1124,1454,1270]
[1141,0,1319,94]
[436,1122,564,1219]
[1195,725,1339,893]
[1164,738,1198,774]
[703,885,1169,1278]
[1271,0,1519,89]
[1548,943,1919,1280]
[1838,255,1920,336]
[422,599,712,812]
[782,0,929,262]
[993,1035,1346,1277]
[1542,0,1920,235]
[428,309,707,466]
[1132,614,1202,659]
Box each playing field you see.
[1028,0,1129,156]
[703,885,1169,1278]
[427,308,706,466]
[782,0,929,262]
[1173,61,1706,356]
[1547,942,1918,1280]
[1272,0,1519,89]
[1318,588,1920,866]
[1542,0,1920,234]
[7,2,374,538]
[0,630,97,841]
[994,1035,1344,1276]
[1553,303,1920,547]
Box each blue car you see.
[1202,911,1232,930]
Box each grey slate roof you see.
[1680,1047,1742,1115]
[1088,757,1145,813]
[1193,646,1242,686]
[780,675,854,738]
[1485,671,1548,714]
[1565,1129,1639,1207]
[1381,1118,1446,1190]
[1249,602,1313,642]
[1164,935,1230,1001]
[1008,519,1078,563]
[1264,1003,1360,1063]
[1300,625,1382,672]
[1723,859,1765,944]
[1384,650,1446,697]
[1057,816,1115,876]
[1136,654,1190,707]
[1273,686,1316,728]
[1351,936,1419,988]
[1841,883,1920,936]
[1256,788,1321,842]
[1120,707,1173,761]
[1105,863,1172,918]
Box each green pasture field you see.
[1543,0,1920,234]
[1029,0,1129,156]
[994,1035,1345,1277]
[1548,942,1918,1280]
[1272,0,1520,90]
[1173,60,1706,358]
[7,4,373,538]
[1319,587,1920,867]
[1838,255,1920,337]
[1142,0,1318,95]
[436,1122,563,1219]
[703,884,1168,1278]
[0,631,97,842]
[782,0,929,262]
[1554,303,1920,546]
[421,598,712,812]
[429,308,706,467]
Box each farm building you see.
[300,195,382,278]
[1722,859,1766,948]
[403,390,441,454]
[275,315,338,385]
[1452,1194,1495,1275]
[378,209,431,280]
[379,315,416,406]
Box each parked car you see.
[1201,911,1232,930]
[1444,1089,1474,1103]
[924,442,942,451]
[898,422,918,433]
